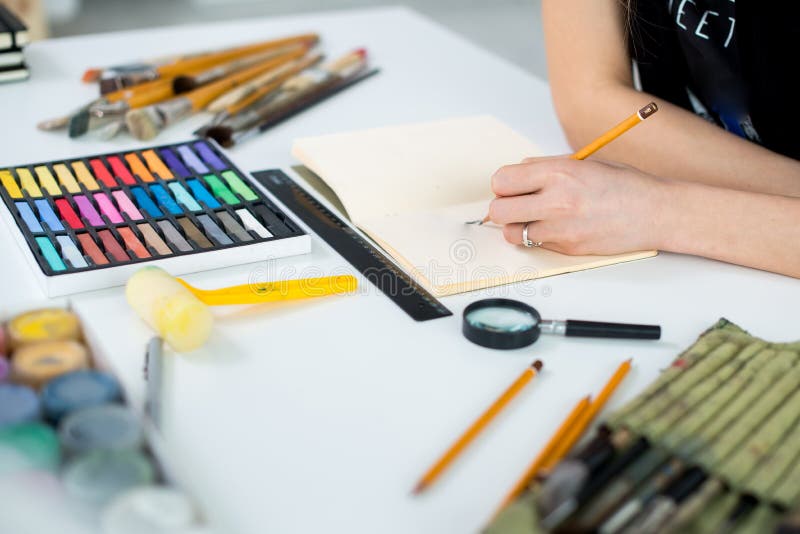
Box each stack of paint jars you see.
[0,308,206,534]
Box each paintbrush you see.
[205,51,324,117]
[96,33,318,94]
[125,53,305,140]
[69,45,311,138]
[37,98,106,131]
[204,50,374,147]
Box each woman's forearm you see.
[654,179,800,277]
[554,84,800,197]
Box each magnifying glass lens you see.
[462,299,542,350]
[465,306,538,333]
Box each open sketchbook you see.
[291,116,656,296]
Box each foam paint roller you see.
[126,267,214,353]
[126,266,358,352]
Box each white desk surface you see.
[1,6,798,534]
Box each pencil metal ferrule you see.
[637,102,659,120]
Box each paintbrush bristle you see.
[125,108,162,141]
[204,125,235,148]
[67,110,91,138]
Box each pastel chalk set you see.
[0,139,310,296]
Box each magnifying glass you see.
[462,298,661,350]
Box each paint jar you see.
[62,449,156,505]
[59,404,143,455]
[11,340,89,389]
[41,370,121,422]
[0,383,41,428]
[7,308,82,349]
[0,422,60,476]
[102,486,201,534]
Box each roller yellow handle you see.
[176,275,358,306]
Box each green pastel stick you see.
[221,170,258,201]
[203,174,240,205]
[662,344,774,451]
[35,237,67,272]
[695,354,800,470]
[642,341,765,441]
[682,492,738,534]
[680,349,799,459]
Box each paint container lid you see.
[0,383,41,428]
[11,340,89,389]
[42,370,121,422]
[59,404,143,454]
[7,308,82,349]
[102,486,200,534]
[0,422,61,476]
[0,356,9,382]
[63,449,156,505]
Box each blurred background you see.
[1,0,547,77]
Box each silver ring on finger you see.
[522,222,543,248]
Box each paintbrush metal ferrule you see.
[37,98,108,131]
[99,68,160,94]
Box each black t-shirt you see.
[629,0,799,160]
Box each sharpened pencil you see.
[413,360,544,495]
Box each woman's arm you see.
[542,0,800,197]
[488,159,800,278]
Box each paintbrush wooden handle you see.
[157,33,318,78]
[184,50,307,111]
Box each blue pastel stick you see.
[168,182,201,211]
[56,235,88,268]
[131,187,163,217]
[34,199,65,231]
[41,370,121,422]
[36,237,67,271]
[186,179,221,209]
[149,184,183,215]
[193,141,227,171]
[158,148,190,178]
[0,384,41,427]
[15,202,43,232]
[177,145,209,174]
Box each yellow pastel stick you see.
[0,170,23,199]
[71,161,99,191]
[34,166,62,196]
[53,164,81,194]
[17,168,42,198]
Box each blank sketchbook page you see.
[361,201,657,297]
[292,116,657,296]
[291,115,543,223]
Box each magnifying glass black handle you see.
[565,320,661,340]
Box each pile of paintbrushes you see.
[38,34,378,145]
[486,319,800,534]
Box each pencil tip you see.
[532,360,544,371]
[412,482,427,495]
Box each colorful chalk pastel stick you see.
[0,140,303,279]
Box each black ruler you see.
[251,169,452,321]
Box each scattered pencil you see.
[413,360,543,495]
[495,395,592,514]
[466,103,658,225]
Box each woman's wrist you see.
[644,176,696,254]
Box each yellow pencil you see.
[470,102,658,225]
[495,359,632,513]
[496,395,592,511]
[413,360,544,494]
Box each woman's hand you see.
[489,157,669,255]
